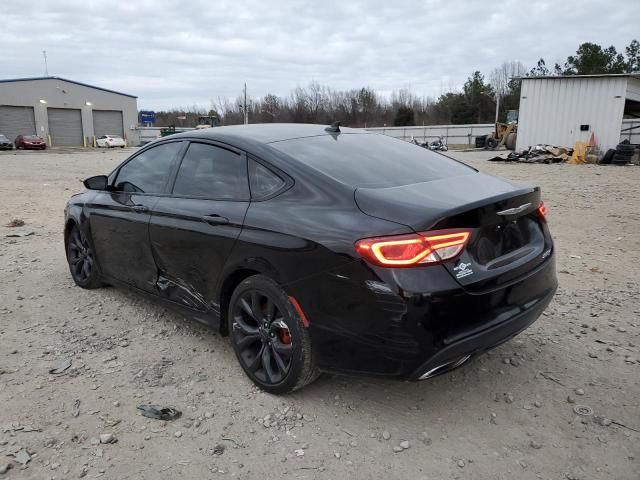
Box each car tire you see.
[228,274,319,394]
[485,137,499,149]
[615,148,634,157]
[475,135,488,148]
[615,143,635,152]
[65,224,104,289]
[600,149,615,164]
[505,132,517,150]
[612,154,630,164]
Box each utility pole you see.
[243,83,248,125]
[494,92,500,125]
[42,50,49,76]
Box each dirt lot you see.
[0,148,638,480]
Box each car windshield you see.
[0,135,7,140]
[108,135,122,139]
[270,133,474,188]
[25,136,40,140]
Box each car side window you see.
[248,159,285,200]
[172,143,249,200]
[114,142,182,194]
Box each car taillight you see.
[537,201,547,221]
[355,229,471,267]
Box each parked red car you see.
[15,135,47,150]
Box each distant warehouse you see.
[0,76,139,147]
[516,74,640,152]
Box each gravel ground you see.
[0,148,638,479]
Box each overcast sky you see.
[1,0,638,110]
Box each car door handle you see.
[202,215,229,225]
[131,205,149,213]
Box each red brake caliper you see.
[278,329,292,345]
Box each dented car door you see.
[88,141,185,292]
[148,141,250,311]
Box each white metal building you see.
[516,74,640,152]
[0,76,139,147]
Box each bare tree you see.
[489,61,527,98]
[157,61,538,128]
[307,81,328,122]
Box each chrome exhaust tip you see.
[418,354,471,380]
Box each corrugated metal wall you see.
[625,77,640,101]
[516,77,627,151]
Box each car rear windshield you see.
[270,133,474,188]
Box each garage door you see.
[48,108,83,146]
[0,106,36,141]
[93,110,124,138]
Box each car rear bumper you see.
[408,285,553,380]
[285,252,557,380]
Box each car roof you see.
[168,123,366,150]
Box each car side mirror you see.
[83,175,108,190]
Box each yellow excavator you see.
[486,110,518,150]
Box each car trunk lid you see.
[355,173,552,291]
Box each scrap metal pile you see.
[488,145,582,164]
[489,141,639,165]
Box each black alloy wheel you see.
[66,225,103,289]
[229,275,319,394]
[233,290,293,383]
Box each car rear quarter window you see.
[248,159,286,200]
[114,142,182,194]
[172,143,249,200]
[270,133,474,188]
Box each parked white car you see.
[96,135,126,148]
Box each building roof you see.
[0,76,137,98]
[515,73,640,81]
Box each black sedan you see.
[64,123,557,393]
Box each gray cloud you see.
[1,0,637,110]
